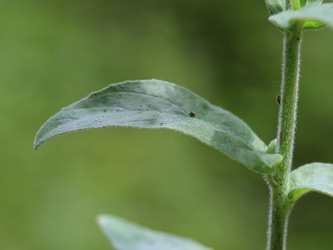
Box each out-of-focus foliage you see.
[0,0,333,250]
[98,215,213,250]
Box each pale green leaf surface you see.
[34,80,281,173]
[305,0,323,6]
[289,163,333,201]
[266,139,277,154]
[265,0,285,15]
[299,0,323,8]
[269,3,333,30]
[97,215,213,250]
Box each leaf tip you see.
[33,132,44,150]
[266,139,277,154]
[33,139,40,151]
[96,214,109,228]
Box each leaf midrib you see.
[58,108,262,155]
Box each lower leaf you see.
[97,215,213,250]
[34,80,282,174]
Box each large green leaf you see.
[97,215,213,250]
[34,80,281,173]
[289,163,333,201]
[269,3,333,30]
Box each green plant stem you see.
[267,23,303,250]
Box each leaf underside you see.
[34,80,281,174]
[269,3,333,30]
[289,163,333,201]
[97,215,213,250]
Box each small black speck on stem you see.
[276,95,281,104]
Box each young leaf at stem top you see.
[265,0,285,15]
[97,215,213,250]
[300,0,307,7]
[289,163,333,201]
[34,80,282,174]
[304,0,324,7]
[266,139,277,154]
[269,3,333,30]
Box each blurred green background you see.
[1,0,333,249]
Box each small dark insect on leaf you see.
[280,132,283,141]
[189,110,196,117]
[276,95,281,104]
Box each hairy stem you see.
[267,23,303,250]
